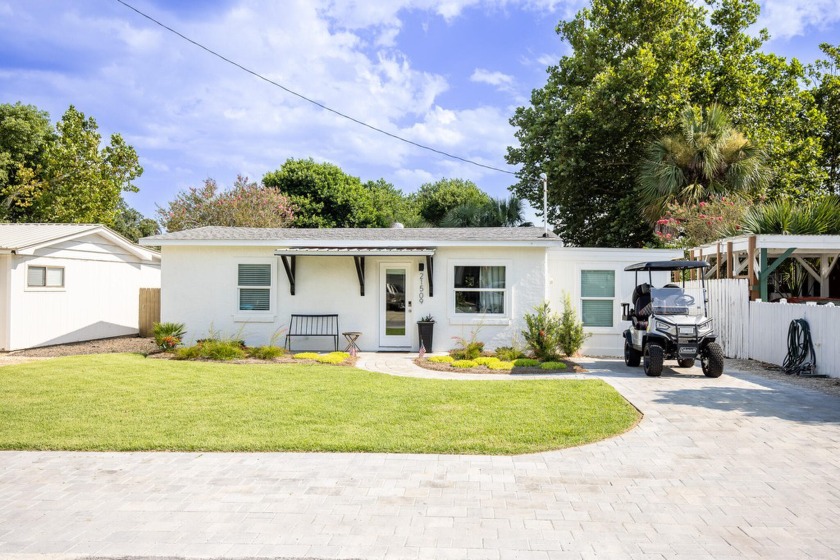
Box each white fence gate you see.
[689,279,840,376]
[687,279,750,359]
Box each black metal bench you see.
[285,314,339,351]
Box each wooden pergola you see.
[690,235,840,301]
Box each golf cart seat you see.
[631,283,652,329]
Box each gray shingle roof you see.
[142,226,558,244]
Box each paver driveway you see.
[2,356,840,559]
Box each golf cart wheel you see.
[643,343,664,377]
[624,340,641,367]
[701,342,725,378]
[677,358,695,368]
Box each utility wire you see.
[113,0,517,175]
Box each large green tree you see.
[412,178,490,226]
[0,103,53,218]
[507,0,826,246]
[263,159,380,228]
[813,43,840,194]
[0,103,149,228]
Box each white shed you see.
[142,226,680,356]
[0,224,161,350]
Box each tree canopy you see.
[412,178,490,226]
[0,102,151,240]
[157,176,295,232]
[507,0,829,247]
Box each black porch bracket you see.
[426,255,434,297]
[353,256,366,296]
[280,255,296,295]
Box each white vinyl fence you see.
[688,279,840,376]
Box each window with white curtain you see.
[238,264,271,311]
[581,270,615,327]
[453,265,506,314]
[27,266,64,288]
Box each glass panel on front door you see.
[385,268,406,336]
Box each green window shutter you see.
[581,270,615,298]
[582,300,613,327]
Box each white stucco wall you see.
[160,245,548,352]
[547,247,682,356]
[4,234,161,350]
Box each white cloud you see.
[758,0,840,39]
[470,68,515,87]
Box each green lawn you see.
[0,354,639,454]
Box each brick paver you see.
[1,356,839,559]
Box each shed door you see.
[379,263,412,348]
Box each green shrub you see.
[248,346,285,360]
[293,352,320,360]
[450,327,484,360]
[451,360,478,368]
[494,346,524,361]
[327,352,350,359]
[152,322,186,351]
[427,355,455,363]
[522,302,563,361]
[488,361,514,371]
[558,292,590,357]
[513,358,540,367]
[540,361,568,370]
[172,339,246,361]
[195,339,246,360]
[172,345,201,360]
[473,356,500,366]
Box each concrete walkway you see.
[2,357,840,559]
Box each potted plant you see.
[417,314,435,351]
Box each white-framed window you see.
[580,269,615,327]
[238,263,272,312]
[27,266,64,288]
[453,264,507,315]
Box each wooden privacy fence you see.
[688,279,840,376]
[138,288,161,337]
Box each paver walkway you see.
[2,356,840,559]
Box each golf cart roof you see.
[624,260,710,272]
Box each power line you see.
[113,0,517,176]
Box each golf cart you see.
[622,260,724,378]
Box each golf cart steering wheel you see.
[674,294,695,306]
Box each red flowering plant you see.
[653,196,749,248]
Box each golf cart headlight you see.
[655,320,675,334]
[698,319,713,335]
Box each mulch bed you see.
[415,358,587,375]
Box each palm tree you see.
[440,195,530,227]
[638,104,771,220]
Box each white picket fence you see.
[688,279,840,376]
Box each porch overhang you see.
[273,247,436,297]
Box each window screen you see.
[27,266,64,288]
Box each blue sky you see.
[1,0,839,223]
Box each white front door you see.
[379,263,412,348]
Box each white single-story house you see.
[141,226,679,356]
[0,223,161,351]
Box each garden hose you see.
[782,319,820,377]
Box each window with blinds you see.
[581,270,615,327]
[238,264,271,311]
[27,266,64,288]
